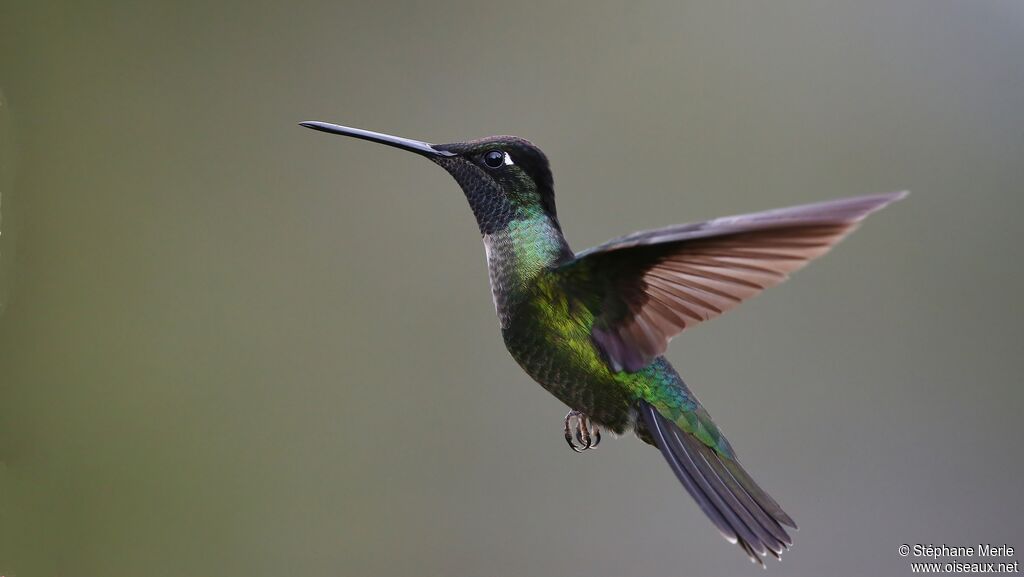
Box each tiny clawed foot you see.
[563,410,602,453]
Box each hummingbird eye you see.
[483,150,505,169]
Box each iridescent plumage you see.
[301,121,906,566]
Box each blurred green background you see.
[1,1,1022,576]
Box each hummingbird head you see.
[300,122,558,235]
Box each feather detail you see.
[561,192,907,371]
[639,401,796,566]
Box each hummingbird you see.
[300,120,906,565]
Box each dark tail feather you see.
[722,455,798,530]
[639,401,796,566]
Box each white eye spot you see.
[503,152,514,166]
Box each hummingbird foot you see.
[563,410,602,452]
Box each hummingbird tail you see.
[638,401,796,566]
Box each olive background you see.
[1,2,1022,576]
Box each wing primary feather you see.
[569,192,908,373]
[645,272,724,314]
[644,282,706,321]
[659,264,768,289]
[641,290,691,328]
[661,257,786,279]
[575,191,906,258]
[693,249,809,261]
[650,271,745,303]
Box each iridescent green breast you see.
[481,216,572,328]
[496,268,635,432]
[477,216,629,430]
[482,215,722,447]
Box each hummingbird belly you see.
[500,294,639,435]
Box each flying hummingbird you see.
[300,120,906,565]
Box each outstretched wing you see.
[559,191,907,372]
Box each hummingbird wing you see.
[559,191,907,372]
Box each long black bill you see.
[299,121,455,157]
